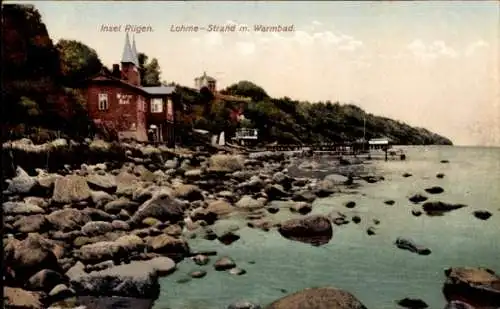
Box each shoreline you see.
[2,138,498,309]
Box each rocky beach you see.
[2,139,499,309]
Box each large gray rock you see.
[131,190,186,224]
[208,154,244,173]
[4,166,37,195]
[104,197,139,214]
[235,195,266,210]
[266,287,367,309]
[52,175,91,204]
[46,209,91,231]
[13,214,48,233]
[69,260,161,299]
[3,201,45,215]
[86,173,117,193]
[81,221,114,237]
[278,215,333,246]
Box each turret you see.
[120,32,140,86]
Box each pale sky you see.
[10,1,500,146]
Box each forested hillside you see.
[1,4,452,146]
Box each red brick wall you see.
[121,63,140,86]
[86,83,147,138]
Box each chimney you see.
[112,64,120,78]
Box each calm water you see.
[153,146,500,309]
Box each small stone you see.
[214,256,236,271]
[345,201,356,208]
[384,200,395,206]
[192,254,210,266]
[352,216,361,224]
[190,270,207,278]
[473,210,492,220]
[229,267,247,276]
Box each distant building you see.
[194,72,217,93]
[82,33,177,146]
[368,138,391,150]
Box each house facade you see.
[83,33,176,146]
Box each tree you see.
[56,39,103,85]
[137,52,161,86]
[222,80,270,102]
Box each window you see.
[151,98,163,113]
[98,93,108,110]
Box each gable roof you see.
[141,85,176,95]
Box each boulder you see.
[69,260,161,299]
[52,175,91,204]
[190,270,207,278]
[265,184,290,200]
[228,301,262,309]
[173,184,204,201]
[395,237,431,255]
[3,287,44,309]
[90,190,114,207]
[265,286,367,309]
[81,221,113,236]
[278,215,333,246]
[4,233,62,282]
[422,202,467,215]
[26,269,67,292]
[77,241,124,263]
[104,197,139,214]
[443,267,500,307]
[324,174,350,185]
[289,202,312,215]
[235,195,266,210]
[472,210,492,220]
[214,256,236,271]
[13,214,48,233]
[425,186,444,194]
[409,194,428,204]
[206,200,234,218]
[444,301,476,309]
[86,173,117,193]
[4,166,38,195]
[3,201,45,215]
[131,190,186,224]
[397,298,428,309]
[48,283,75,302]
[46,209,91,231]
[145,234,190,260]
[208,154,244,173]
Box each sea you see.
[153,146,500,309]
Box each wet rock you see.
[266,286,368,309]
[472,210,492,220]
[3,287,44,309]
[131,190,186,224]
[291,191,316,203]
[235,195,266,210]
[266,206,280,214]
[52,175,91,204]
[444,301,476,309]
[214,256,236,271]
[425,186,444,194]
[395,237,431,255]
[217,231,241,245]
[412,209,423,217]
[46,209,91,231]
[352,216,361,224]
[443,267,500,307]
[422,202,467,215]
[437,173,445,179]
[192,254,210,266]
[145,234,190,259]
[206,200,234,218]
[229,267,247,276]
[345,201,356,209]
[289,202,312,215]
[265,184,290,200]
[227,301,262,309]
[397,298,428,309]
[278,215,333,246]
[190,270,207,278]
[384,200,395,206]
[409,194,428,204]
[441,160,450,163]
[403,173,413,178]
[366,227,376,236]
[69,260,162,299]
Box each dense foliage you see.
[2,4,94,140]
[1,4,452,146]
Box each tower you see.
[121,32,140,86]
